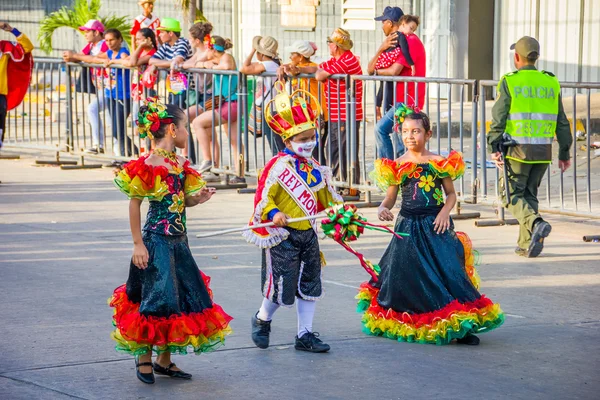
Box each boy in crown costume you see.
[244,83,342,353]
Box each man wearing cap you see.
[0,21,33,149]
[489,36,572,258]
[63,19,109,154]
[291,28,363,189]
[131,0,160,37]
[369,6,426,160]
[148,18,192,106]
[278,40,328,159]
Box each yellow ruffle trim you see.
[362,303,504,345]
[114,169,170,201]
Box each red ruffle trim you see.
[359,282,495,328]
[109,272,232,347]
[182,159,201,179]
[122,155,169,191]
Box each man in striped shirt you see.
[315,28,363,187]
[148,18,192,106]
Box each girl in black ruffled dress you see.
[357,108,504,345]
[110,99,232,383]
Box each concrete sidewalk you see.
[0,154,599,400]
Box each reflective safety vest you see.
[502,69,560,163]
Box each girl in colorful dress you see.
[357,107,504,345]
[110,98,232,384]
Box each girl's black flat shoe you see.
[153,362,192,380]
[456,334,480,346]
[135,359,155,384]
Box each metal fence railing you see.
[3,59,598,218]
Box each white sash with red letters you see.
[276,162,318,233]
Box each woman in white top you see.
[239,36,284,154]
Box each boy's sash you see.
[276,163,318,233]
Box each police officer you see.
[488,36,572,258]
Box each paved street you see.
[1,152,599,400]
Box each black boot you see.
[528,220,552,258]
[457,334,480,346]
[251,312,271,349]
[295,332,330,353]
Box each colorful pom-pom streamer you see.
[321,204,409,282]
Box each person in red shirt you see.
[370,15,426,160]
[131,0,160,49]
[290,28,363,187]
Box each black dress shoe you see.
[295,332,330,353]
[457,334,480,345]
[515,247,527,257]
[135,359,155,384]
[153,362,192,379]
[528,220,552,258]
[251,312,271,349]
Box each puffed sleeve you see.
[114,156,170,200]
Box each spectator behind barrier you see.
[290,28,363,190]
[106,28,159,152]
[278,41,329,156]
[240,35,283,154]
[181,21,214,163]
[101,29,135,157]
[367,7,408,122]
[190,36,241,183]
[371,14,426,160]
[63,19,108,155]
[148,18,192,107]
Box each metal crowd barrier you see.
[3,58,598,218]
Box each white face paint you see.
[290,140,316,158]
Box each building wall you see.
[4,0,597,87]
[493,0,600,92]
[203,0,414,70]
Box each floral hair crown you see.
[393,103,421,132]
[136,97,173,139]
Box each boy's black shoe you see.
[457,334,480,345]
[528,220,552,258]
[295,332,330,353]
[251,313,271,349]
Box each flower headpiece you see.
[393,103,421,132]
[136,97,173,139]
[204,34,215,49]
[264,82,321,141]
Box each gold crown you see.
[264,82,322,141]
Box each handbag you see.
[203,95,222,112]
[247,103,264,137]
